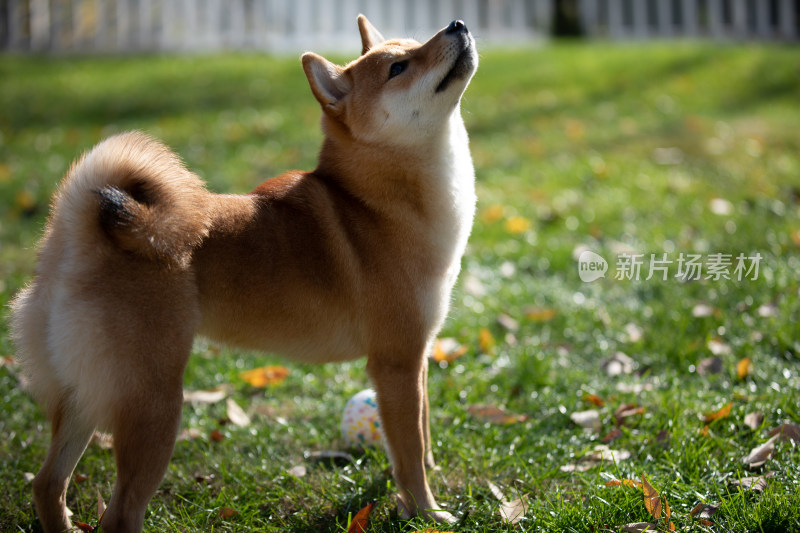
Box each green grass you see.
[1,42,799,532]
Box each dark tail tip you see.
[96,185,136,229]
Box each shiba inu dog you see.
[11,15,477,532]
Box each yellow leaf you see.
[525,307,557,322]
[504,216,531,234]
[468,404,527,425]
[703,402,732,423]
[478,328,495,354]
[97,490,106,522]
[641,476,662,521]
[432,338,468,363]
[565,119,586,141]
[482,204,505,223]
[239,365,290,387]
[737,357,752,380]
[606,478,642,488]
[15,189,36,211]
[583,393,605,407]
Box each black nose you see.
[446,20,467,34]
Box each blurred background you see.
[1,0,799,54]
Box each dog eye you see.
[388,61,408,80]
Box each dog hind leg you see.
[421,358,436,469]
[99,385,184,533]
[32,397,96,533]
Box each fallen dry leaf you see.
[97,490,106,522]
[697,356,723,376]
[656,430,671,448]
[348,502,374,533]
[209,429,226,442]
[624,323,644,343]
[183,387,227,404]
[744,412,764,430]
[641,476,662,521]
[177,428,203,441]
[601,352,635,377]
[589,445,631,463]
[287,464,307,477]
[707,338,731,356]
[91,431,114,449]
[743,435,777,469]
[729,472,775,493]
[218,507,238,519]
[709,197,734,215]
[23,472,35,483]
[769,423,800,443]
[525,307,557,322]
[756,302,779,317]
[690,502,719,519]
[559,462,592,473]
[703,402,732,423]
[468,404,527,425]
[487,481,528,525]
[74,473,89,484]
[482,204,505,223]
[487,480,506,501]
[239,365,290,387]
[225,398,252,427]
[606,478,642,488]
[505,216,531,234]
[432,338,468,363]
[561,445,631,472]
[478,328,496,354]
[691,303,716,317]
[620,523,659,532]
[497,313,519,332]
[74,522,94,532]
[736,357,753,380]
[583,393,605,407]
[615,404,645,425]
[602,428,623,443]
[500,496,528,525]
[570,409,601,430]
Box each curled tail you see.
[54,131,211,269]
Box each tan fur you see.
[11,15,478,532]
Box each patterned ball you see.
[341,389,383,449]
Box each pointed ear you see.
[357,14,385,55]
[301,53,352,112]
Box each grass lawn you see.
[1,41,799,532]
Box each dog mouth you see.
[434,41,475,94]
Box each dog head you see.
[302,16,478,146]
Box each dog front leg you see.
[421,357,436,469]
[366,354,454,524]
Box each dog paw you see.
[423,509,457,524]
[397,495,456,524]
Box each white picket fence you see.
[579,0,798,40]
[1,0,553,53]
[1,0,797,53]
